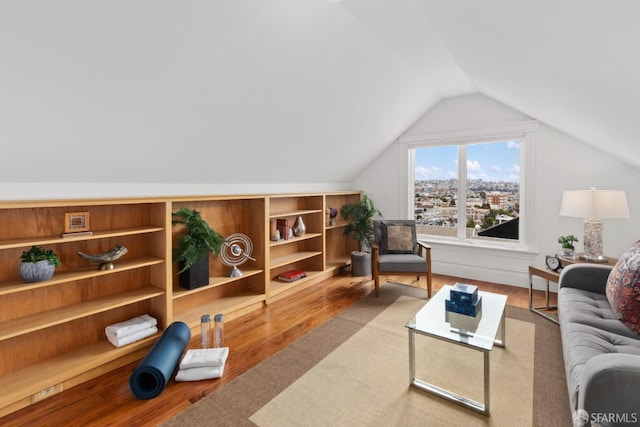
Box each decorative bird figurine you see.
[77,244,128,270]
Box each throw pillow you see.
[606,240,640,334]
[380,220,417,254]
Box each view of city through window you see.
[414,140,521,241]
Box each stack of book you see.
[277,269,307,282]
[445,283,482,317]
[276,219,290,241]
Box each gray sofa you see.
[558,263,640,426]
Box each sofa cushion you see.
[559,321,640,409]
[559,287,639,339]
[605,241,640,334]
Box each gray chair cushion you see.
[378,254,428,273]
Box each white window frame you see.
[399,120,538,252]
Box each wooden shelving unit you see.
[266,194,324,301]
[0,257,163,296]
[169,196,267,329]
[325,192,361,270]
[0,199,168,417]
[0,191,361,417]
[0,286,165,341]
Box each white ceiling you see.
[417,0,640,170]
[0,0,638,184]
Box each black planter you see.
[178,255,210,290]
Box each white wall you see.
[0,1,468,190]
[350,94,640,288]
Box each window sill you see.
[418,235,537,256]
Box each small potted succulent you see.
[558,235,578,258]
[19,245,62,283]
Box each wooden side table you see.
[529,254,618,325]
[528,265,560,325]
[558,253,618,266]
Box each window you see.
[410,134,532,249]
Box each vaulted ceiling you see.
[1,0,638,184]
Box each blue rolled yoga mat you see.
[129,321,191,399]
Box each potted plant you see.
[172,207,225,289]
[558,234,578,258]
[19,245,61,283]
[341,195,382,276]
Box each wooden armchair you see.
[371,220,432,298]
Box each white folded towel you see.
[105,314,158,342]
[175,363,226,382]
[107,326,158,348]
[179,347,229,369]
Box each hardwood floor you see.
[0,273,556,427]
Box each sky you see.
[414,140,521,183]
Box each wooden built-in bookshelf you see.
[0,190,361,416]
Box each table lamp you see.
[559,188,630,261]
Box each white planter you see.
[19,260,56,283]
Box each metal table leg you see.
[409,330,492,416]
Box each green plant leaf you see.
[20,245,61,267]
[340,195,382,252]
[172,208,225,273]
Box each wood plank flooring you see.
[0,273,557,427]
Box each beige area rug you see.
[249,296,533,427]
[162,282,571,427]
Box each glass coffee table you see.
[405,284,507,416]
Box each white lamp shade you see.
[559,189,630,219]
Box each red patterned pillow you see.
[606,241,640,334]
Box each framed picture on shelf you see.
[64,211,91,233]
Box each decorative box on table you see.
[445,283,483,317]
[450,283,478,303]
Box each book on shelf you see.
[276,218,290,241]
[277,269,307,282]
